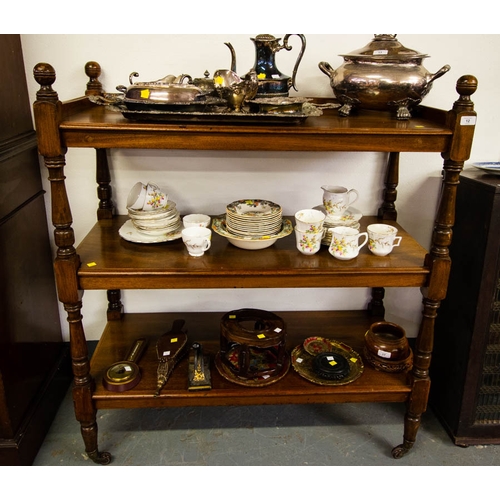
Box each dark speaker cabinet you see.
[0,34,71,465]
[431,169,500,446]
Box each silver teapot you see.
[319,35,450,119]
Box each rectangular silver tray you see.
[110,103,312,125]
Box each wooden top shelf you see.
[76,215,429,290]
[58,99,452,152]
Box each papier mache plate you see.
[291,336,364,386]
[214,348,291,387]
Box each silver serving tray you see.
[110,103,314,124]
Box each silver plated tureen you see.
[319,34,451,119]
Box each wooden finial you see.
[33,62,58,101]
[456,75,478,100]
[452,75,478,114]
[85,61,103,95]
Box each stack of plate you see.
[212,199,292,250]
[119,201,182,243]
[312,205,363,246]
[225,199,283,237]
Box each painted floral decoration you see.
[331,237,355,257]
[146,189,166,209]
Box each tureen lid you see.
[340,34,429,61]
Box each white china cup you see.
[126,182,147,210]
[183,214,211,228]
[143,182,168,211]
[294,208,326,234]
[328,226,368,260]
[182,227,212,257]
[367,224,402,256]
[322,185,359,216]
[295,227,325,255]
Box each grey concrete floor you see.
[33,386,500,467]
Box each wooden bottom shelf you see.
[90,310,412,409]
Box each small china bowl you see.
[183,214,211,228]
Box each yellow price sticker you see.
[171,338,178,343]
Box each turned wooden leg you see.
[368,287,385,318]
[107,289,124,321]
[377,152,399,221]
[67,300,112,465]
[392,296,437,458]
[96,148,114,220]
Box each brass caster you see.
[87,450,112,465]
[391,443,413,459]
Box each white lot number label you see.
[460,116,476,126]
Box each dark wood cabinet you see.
[431,169,500,446]
[0,34,71,465]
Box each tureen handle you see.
[428,64,451,84]
[318,61,337,79]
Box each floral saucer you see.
[118,219,182,243]
[313,205,363,225]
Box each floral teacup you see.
[295,228,325,255]
[143,182,168,211]
[181,227,212,257]
[328,226,368,260]
[295,208,326,234]
[367,224,402,256]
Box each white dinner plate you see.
[472,162,500,175]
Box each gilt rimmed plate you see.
[472,162,500,175]
[119,219,182,243]
[226,199,282,217]
[127,201,177,219]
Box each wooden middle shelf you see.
[76,215,430,290]
[90,311,412,410]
